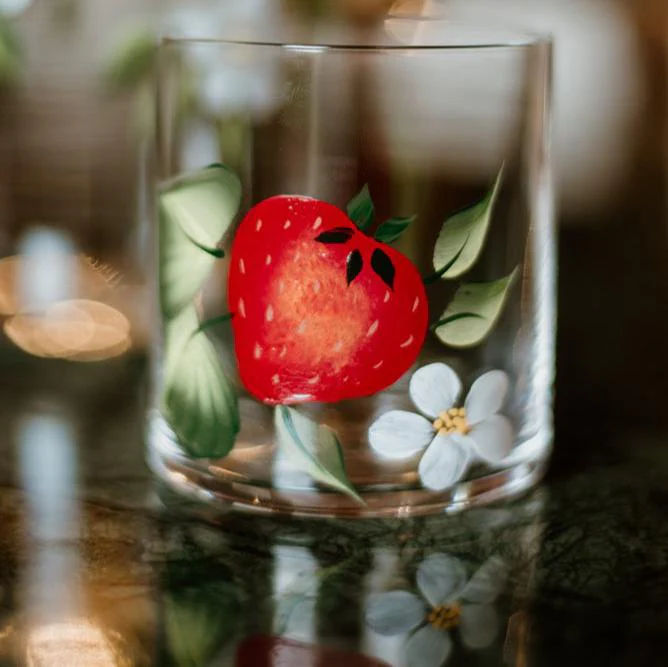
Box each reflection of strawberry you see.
[236,635,391,667]
[228,195,428,404]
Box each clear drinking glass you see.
[148,19,555,518]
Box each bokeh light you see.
[4,299,131,361]
[26,621,119,667]
[0,254,120,317]
[0,227,135,361]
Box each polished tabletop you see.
[0,351,666,667]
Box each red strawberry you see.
[228,195,428,404]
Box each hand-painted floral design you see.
[368,363,513,490]
[157,160,526,505]
[365,553,507,667]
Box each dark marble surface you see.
[0,352,666,667]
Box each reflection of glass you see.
[18,412,81,620]
[18,411,122,666]
[272,545,318,642]
[153,490,545,665]
[150,20,554,517]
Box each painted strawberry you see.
[228,195,428,404]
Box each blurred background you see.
[0,0,665,664]
[0,0,665,442]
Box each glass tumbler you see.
[148,20,555,518]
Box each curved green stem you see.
[191,240,225,258]
[195,312,234,335]
[422,234,470,285]
[430,312,484,331]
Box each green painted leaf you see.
[433,166,504,279]
[423,235,469,284]
[163,304,200,382]
[159,164,241,318]
[161,163,241,252]
[374,214,416,243]
[162,311,239,459]
[159,213,213,320]
[346,184,374,231]
[434,267,519,348]
[274,406,363,503]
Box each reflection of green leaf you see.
[274,588,316,635]
[274,555,356,635]
[434,267,519,348]
[162,315,239,459]
[433,166,504,279]
[165,577,239,667]
[346,184,374,231]
[274,406,363,503]
[374,215,416,244]
[104,29,157,90]
[159,164,241,318]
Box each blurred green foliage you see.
[0,15,21,85]
[104,28,157,91]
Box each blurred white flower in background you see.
[18,228,76,311]
[0,0,32,17]
[107,0,646,221]
[164,2,283,119]
[371,35,527,181]
[402,0,646,219]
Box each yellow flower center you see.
[427,602,461,630]
[432,408,470,436]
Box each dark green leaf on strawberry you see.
[315,227,355,244]
[346,184,375,231]
[371,248,395,289]
[346,249,363,285]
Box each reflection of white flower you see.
[368,363,513,491]
[366,554,507,667]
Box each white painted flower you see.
[366,554,507,667]
[368,363,513,490]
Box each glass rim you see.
[160,18,552,52]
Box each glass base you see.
[147,414,549,518]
